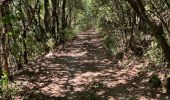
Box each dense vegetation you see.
[0,0,170,99]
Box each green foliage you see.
[46,38,55,51]
[28,42,45,60]
[94,0,110,6]
[73,0,85,11]
[65,29,77,40]
[73,0,96,32]
[145,41,164,65]
[149,74,161,88]
[104,34,118,55]
[0,72,9,89]
[0,73,16,99]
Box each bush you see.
[104,34,118,55]
[65,29,77,40]
[144,41,164,65]
[46,38,55,51]
[0,73,17,99]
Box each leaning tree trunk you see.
[154,25,170,65]
[127,0,170,67]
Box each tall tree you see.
[60,0,67,43]
[126,0,170,67]
[51,0,57,39]
[44,0,50,33]
[0,0,11,77]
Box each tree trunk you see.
[56,0,60,34]
[60,0,67,43]
[22,20,28,64]
[154,25,170,65]
[44,0,50,33]
[51,0,57,39]
[127,0,170,67]
[0,0,11,77]
[19,1,28,64]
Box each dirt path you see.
[15,29,167,100]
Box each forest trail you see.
[15,29,166,100]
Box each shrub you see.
[104,34,118,55]
[0,73,17,99]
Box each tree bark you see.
[126,0,170,66]
[0,0,11,77]
[60,0,67,43]
[44,0,50,33]
[51,0,57,39]
[22,20,28,64]
[56,0,60,34]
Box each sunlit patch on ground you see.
[15,29,168,99]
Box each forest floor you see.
[14,29,168,100]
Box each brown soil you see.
[14,29,168,100]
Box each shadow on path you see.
[15,29,168,100]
